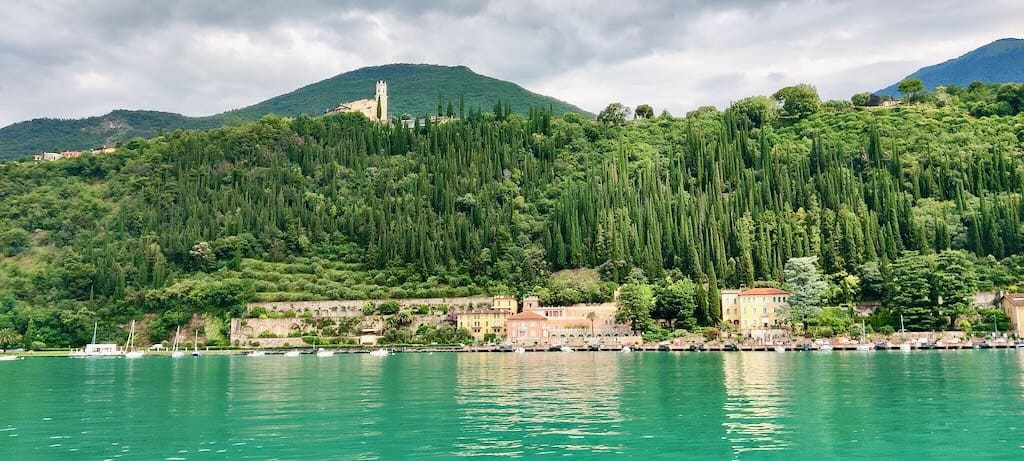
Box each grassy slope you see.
[0,64,589,160]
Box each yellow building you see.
[1002,293,1024,337]
[457,308,509,343]
[721,288,789,332]
[492,295,518,315]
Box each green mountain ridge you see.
[877,38,1024,95]
[2,81,1024,347]
[0,64,590,160]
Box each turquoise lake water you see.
[2,351,1023,460]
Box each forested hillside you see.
[2,81,1024,347]
[0,64,588,161]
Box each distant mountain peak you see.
[877,38,1024,95]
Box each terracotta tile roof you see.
[508,311,546,320]
[738,287,789,296]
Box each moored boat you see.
[560,346,574,352]
[246,350,266,357]
[284,350,302,357]
[818,344,833,352]
[191,330,202,357]
[70,322,122,358]
[316,348,334,358]
[123,320,144,359]
[171,326,185,358]
[621,346,632,353]
[369,348,389,357]
[0,355,21,361]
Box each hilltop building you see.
[721,288,789,336]
[326,80,388,121]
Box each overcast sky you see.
[1,0,1021,126]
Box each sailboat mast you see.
[92,321,98,344]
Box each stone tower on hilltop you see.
[325,80,388,122]
[375,80,388,122]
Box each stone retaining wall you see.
[248,296,493,317]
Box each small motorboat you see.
[0,355,21,361]
[688,343,705,352]
[1015,341,1024,350]
[369,348,389,357]
[587,343,601,351]
[818,344,833,352]
[856,344,872,351]
[284,350,302,357]
[620,346,632,353]
[316,348,334,358]
[514,347,526,354]
[560,346,574,352]
[874,342,889,351]
[774,346,787,353]
[723,343,739,352]
[899,343,912,352]
[246,350,266,357]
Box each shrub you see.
[878,325,895,335]
[378,301,401,315]
[29,341,46,351]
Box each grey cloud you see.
[0,0,1021,125]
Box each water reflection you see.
[452,352,626,457]
[721,353,792,455]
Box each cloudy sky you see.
[1,0,1021,126]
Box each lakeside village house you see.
[720,288,791,340]
[32,146,116,162]
[230,295,642,348]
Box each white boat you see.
[514,347,526,354]
[316,348,334,358]
[284,350,302,357]
[855,321,871,351]
[171,326,185,358]
[0,355,21,361]
[369,348,389,357]
[620,346,632,353]
[70,322,122,358]
[123,320,144,359]
[775,346,787,353]
[191,330,201,357]
[246,350,266,357]
[900,343,912,352]
[560,346,574,352]
[818,344,833,352]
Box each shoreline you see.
[3,342,1022,358]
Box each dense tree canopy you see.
[3,81,1024,346]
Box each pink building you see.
[506,311,548,346]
